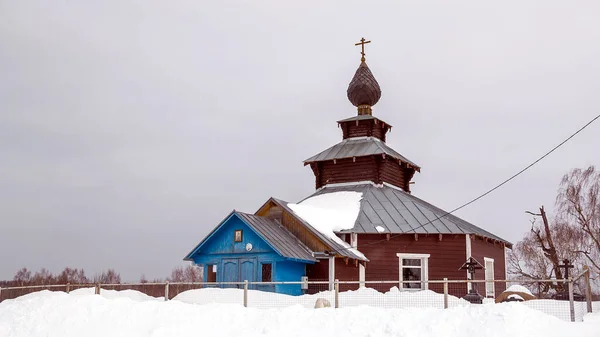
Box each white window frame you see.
[396,253,430,290]
[484,257,495,297]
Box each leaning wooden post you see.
[66,283,70,294]
[0,286,3,301]
[95,283,101,295]
[334,279,340,309]
[568,278,575,322]
[584,266,593,313]
[164,281,169,301]
[443,278,449,309]
[243,280,248,308]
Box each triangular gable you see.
[183,211,316,263]
[255,197,369,262]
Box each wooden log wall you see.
[339,120,389,142]
[315,155,413,192]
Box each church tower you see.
[303,38,420,192]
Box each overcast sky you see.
[1,0,599,281]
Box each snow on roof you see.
[375,226,385,233]
[287,191,366,260]
[505,285,533,296]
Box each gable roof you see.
[304,183,512,248]
[256,198,369,262]
[303,137,420,171]
[184,211,317,263]
[235,212,316,262]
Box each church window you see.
[396,253,430,290]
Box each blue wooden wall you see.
[188,213,309,295]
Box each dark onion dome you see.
[346,61,381,114]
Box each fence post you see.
[66,283,70,294]
[568,278,575,322]
[164,281,169,301]
[443,278,448,309]
[334,279,339,309]
[95,283,100,295]
[243,280,248,308]
[0,286,2,301]
[584,266,593,313]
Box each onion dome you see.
[346,61,381,115]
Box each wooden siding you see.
[470,235,507,297]
[305,259,329,294]
[335,258,361,292]
[315,155,412,192]
[339,120,390,142]
[378,157,411,192]
[316,156,378,188]
[255,201,331,254]
[330,234,470,295]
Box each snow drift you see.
[0,289,598,337]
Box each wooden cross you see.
[558,259,574,280]
[460,257,483,280]
[354,37,371,62]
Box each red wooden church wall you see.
[331,234,470,295]
[470,235,507,297]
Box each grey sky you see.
[1,0,599,281]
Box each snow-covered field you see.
[0,288,598,337]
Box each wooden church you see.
[184,39,512,297]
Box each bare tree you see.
[508,209,581,293]
[32,268,55,285]
[93,269,121,284]
[556,165,600,272]
[167,265,203,282]
[57,268,89,284]
[509,165,600,295]
[13,268,32,286]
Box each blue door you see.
[222,259,238,288]
[240,258,256,289]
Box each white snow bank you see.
[288,191,366,259]
[68,287,163,302]
[173,286,471,309]
[504,285,533,296]
[0,290,597,337]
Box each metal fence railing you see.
[0,270,595,322]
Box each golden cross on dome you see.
[354,37,371,62]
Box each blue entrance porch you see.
[184,211,316,295]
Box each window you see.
[484,257,495,297]
[261,263,272,282]
[396,253,430,290]
[234,230,243,242]
[207,264,217,282]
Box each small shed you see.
[184,211,317,295]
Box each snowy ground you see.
[0,288,598,337]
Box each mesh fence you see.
[0,278,596,322]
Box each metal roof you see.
[336,115,391,127]
[268,198,369,261]
[235,212,317,262]
[184,210,317,263]
[303,137,420,170]
[305,183,512,247]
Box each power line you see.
[329,113,600,255]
